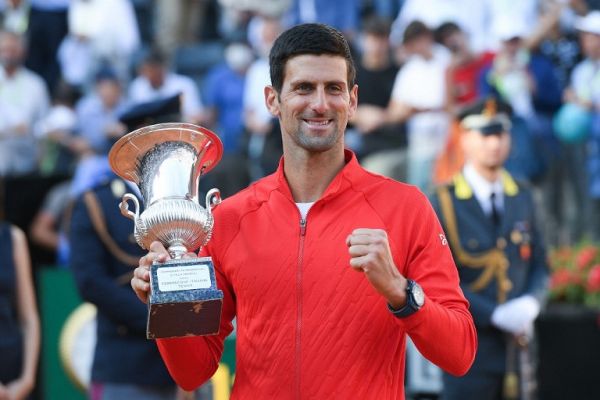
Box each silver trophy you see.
[108,122,224,339]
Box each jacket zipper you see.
[295,217,307,400]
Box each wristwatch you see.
[388,279,425,318]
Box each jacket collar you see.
[453,169,519,200]
[263,149,363,203]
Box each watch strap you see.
[388,279,423,318]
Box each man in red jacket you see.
[131,23,477,399]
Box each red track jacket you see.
[156,151,477,399]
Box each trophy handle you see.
[120,193,148,249]
[200,189,221,249]
[120,193,140,221]
[205,188,222,215]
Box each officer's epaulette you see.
[450,170,519,200]
[82,179,140,269]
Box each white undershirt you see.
[296,202,315,220]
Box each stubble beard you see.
[294,119,344,153]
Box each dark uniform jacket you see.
[69,176,174,386]
[430,171,548,373]
[0,223,22,382]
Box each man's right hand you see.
[131,241,171,304]
[131,241,200,303]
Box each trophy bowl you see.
[108,122,225,338]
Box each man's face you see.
[442,31,466,54]
[501,37,522,57]
[97,79,121,108]
[141,63,165,88]
[265,54,357,154]
[0,33,24,70]
[405,35,433,58]
[363,33,389,60]
[580,31,600,60]
[461,129,511,171]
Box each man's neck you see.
[283,149,346,203]
[3,66,18,77]
[472,164,501,183]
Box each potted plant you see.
[536,243,600,399]
[548,243,600,307]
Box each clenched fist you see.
[346,228,408,309]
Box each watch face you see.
[411,282,425,307]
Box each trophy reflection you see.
[108,122,224,339]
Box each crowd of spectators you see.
[0,0,599,398]
[0,0,598,263]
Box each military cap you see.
[458,97,513,135]
[118,94,182,132]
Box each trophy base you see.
[147,257,224,339]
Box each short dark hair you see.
[403,20,432,44]
[269,23,356,93]
[362,15,392,37]
[141,48,166,67]
[434,21,461,45]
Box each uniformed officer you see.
[68,96,183,399]
[430,97,549,400]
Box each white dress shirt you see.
[128,72,203,121]
[462,163,504,217]
[390,45,450,160]
[570,59,600,106]
[243,58,272,126]
[0,66,50,175]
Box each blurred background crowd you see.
[2,0,600,249]
[1,0,600,399]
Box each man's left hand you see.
[346,228,407,309]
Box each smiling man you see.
[131,23,476,399]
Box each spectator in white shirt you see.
[58,0,140,89]
[0,30,50,176]
[243,16,283,180]
[369,21,450,190]
[128,50,205,125]
[390,0,488,53]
